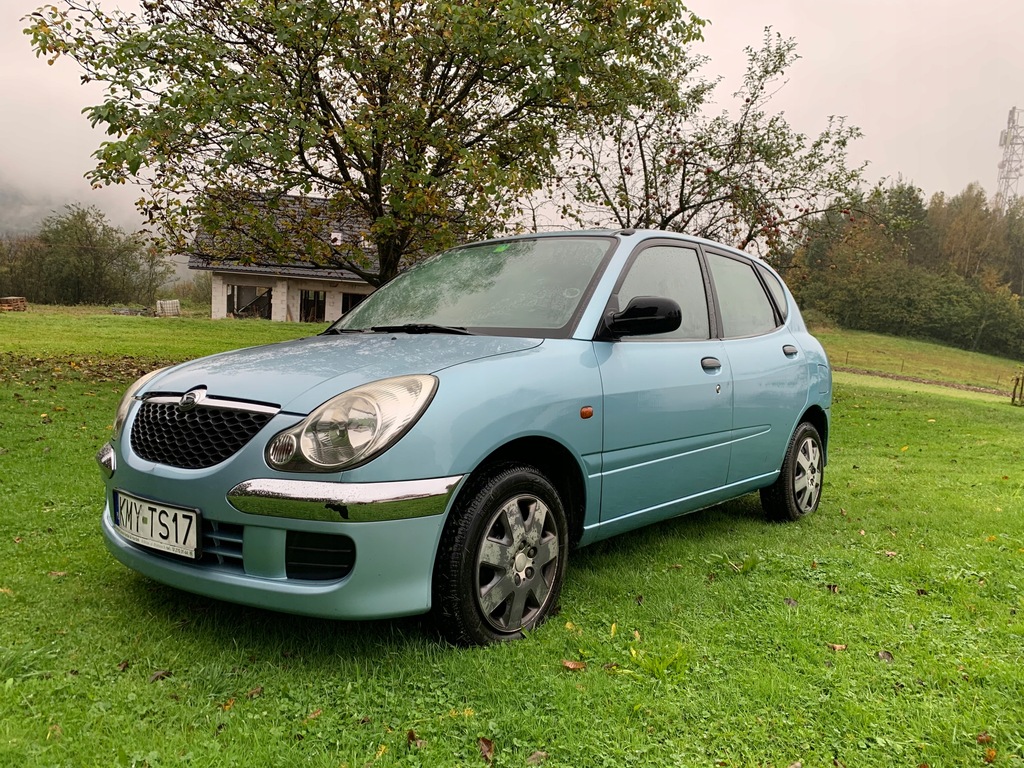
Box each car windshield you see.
[329,236,615,336]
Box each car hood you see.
[144,333,543,413]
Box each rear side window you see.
[755,262,789,320]
[706,252,779,338]
[615,245,710,340]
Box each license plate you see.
[114,491,200,559]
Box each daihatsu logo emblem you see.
[178,388,206,412]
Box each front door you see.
[596,243,734,531]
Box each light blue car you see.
[97,230,831,645]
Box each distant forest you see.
[779,182,1024,361]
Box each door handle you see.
[701,357,722,372]
[783,345,799,358]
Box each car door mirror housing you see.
[602,296,682,338]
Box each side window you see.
[615,245,710,340]
[706,252,779,338]
[755,262,789,321]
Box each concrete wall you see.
[208,271,373,322]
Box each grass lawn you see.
[1,311,1023,766]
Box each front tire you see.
[433,463,568,646]
[761,422,824,522]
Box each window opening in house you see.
[228,285,273,319]
[300,290,327,322]
[341,292,366,314]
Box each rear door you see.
[595,242,734,526]
[703,250,809,484]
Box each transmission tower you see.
[996,106,1024,212]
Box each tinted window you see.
[706,252,778,338]
[616,245,710,340]
[755,262,789,320]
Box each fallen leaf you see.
[610,623,616,638]
[900,445,909,452]
[561,659,586,671]
[633,630,642,641]
[668,564,683,570]
[827,584,840,593]
[246,686,263,699]
[877,650,894,663]
[984,748,997,763]
[406,729,425,748]
[916,588,929,596]
[811,561,818,569]
[148,670,172,683]
[221,698,236,711]
[858,529,866,536]
[784,597,798,608]
[48,571,68,578]
[527,751,549,765]
[788,762,802,768]
[478,736,495,764]
[304,708,322,722]
[884,551,898,558]
[827,643,847,652]
[13,537,22,544]
[0,588,13,597]
[117,660,130,672]
[47,724,62,741]
[977,732,993,744]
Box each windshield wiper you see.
[371,323,474,335]
[321,327,369,335]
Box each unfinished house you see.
[186,194,376,323]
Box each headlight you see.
[111,367,169,439]
[266,375,437,472]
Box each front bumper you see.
[97,445,466,620]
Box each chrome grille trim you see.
[141,394,280,415]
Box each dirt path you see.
[834,366,1012,397]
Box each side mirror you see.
[601,296,682,338]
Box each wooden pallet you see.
[0,296,26,311]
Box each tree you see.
[27,0,705,285]
[555,29,864,253]
[0,205,172,305]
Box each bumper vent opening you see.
[202,520,244,570]
[285,531,355,581]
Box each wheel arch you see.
[458,436,587,548]
[799,404,829,464]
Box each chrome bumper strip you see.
[226,476,464,523]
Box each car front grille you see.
[130,396,278,469]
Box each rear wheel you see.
[433,463,567,646]
[760,422,824,522]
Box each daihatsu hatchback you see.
[98,229,831,645]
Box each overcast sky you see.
[2,0,1023,233]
